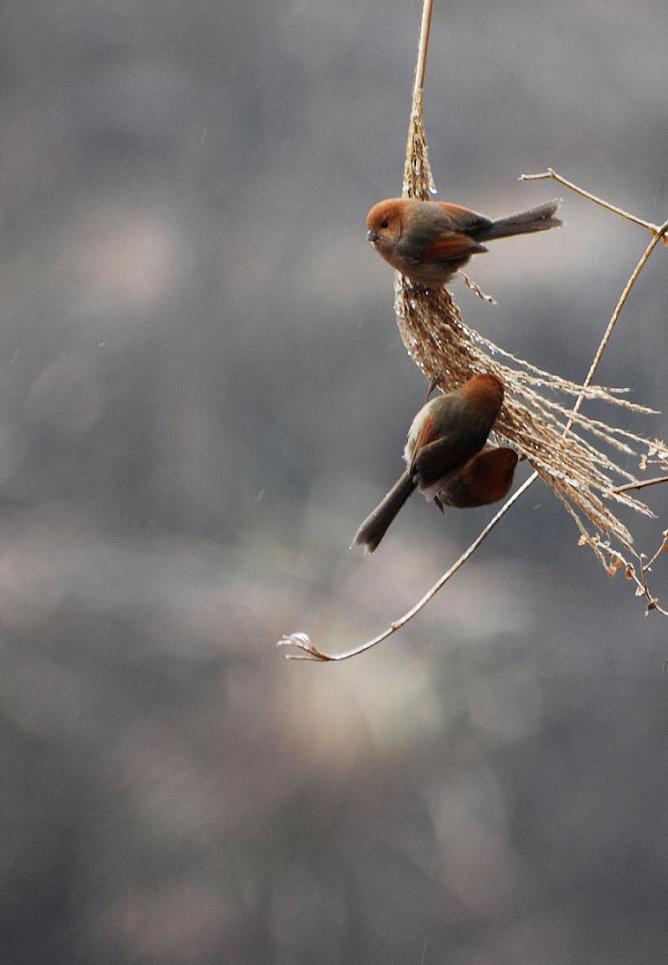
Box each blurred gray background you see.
[1,1,667,963]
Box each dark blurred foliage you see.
[0,1,667,962]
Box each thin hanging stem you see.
[614,475,668,495]
[277,474,536,661]
[413,0,435,103]
[520,168,665,236]
[565,218,668,432]
[403,0,436,200]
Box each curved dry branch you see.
[614,476,668,495]
[277,474,536,661]
[520,168,663,236]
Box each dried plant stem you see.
[566,217,668,433]
[402,0,437,200]
[413,0,434,101]
[520,168,664,236]
[460,271,497,304]
[614,475,668,494]
[277,474,536,662]
[645,533,668,570]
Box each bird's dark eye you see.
[380,219,389,229]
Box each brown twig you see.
[277,474,536,661]
[564,219,668,430]
[622,530,668,619]
[520,168,664,236]
[412,0,434,102]
[635,553,667,617]
[402,0,437,201]
[645,530,668,571]
[459,271,497,304]
[613,475,668,495]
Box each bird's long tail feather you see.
[352,471,416,554]
[479,200,561,240]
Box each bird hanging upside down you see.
[366,197,561,288]
[353,374,518,553]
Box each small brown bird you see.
[437,445,518,509]
[353,373,508,553]
[366,197,561,288]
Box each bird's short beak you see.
[367,230,379,243]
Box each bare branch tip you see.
[276,632,333,662]
[460,271,497,304]
[518,171,551,182]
